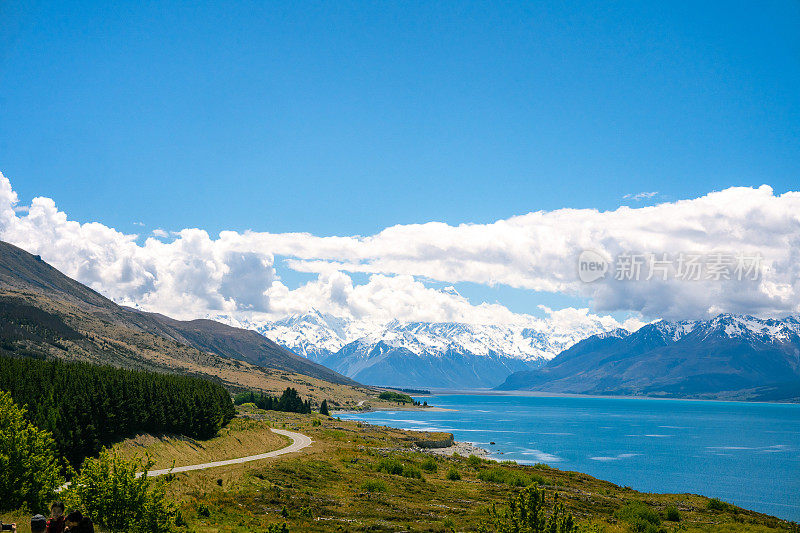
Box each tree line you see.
[233,388,314,414]
[0,354,235,466]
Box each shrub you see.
[467,454,484,467]
[361,479,387,493]
[64,448,178,533]
[401,465,422,479]
[614,502,661,533]
[446,467,461,481]
[480,486,576,533]
[311,419,321,427]
[266,524,289,533]
[375,456,422,478]
[665,505,681,521]
[376,457,404,476]
[0,390,63,512]
[420,457,438,473]
[477,467,529,487]
[707,497,730,511]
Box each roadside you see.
[149,408,793,532]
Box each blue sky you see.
[0,1,798,323]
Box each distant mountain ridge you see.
[229,309,623,388]
[497,314,800,402]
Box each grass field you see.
[143,408,798,532]
[114,416,290,470]
[3,406,796,532]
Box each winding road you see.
[142,428,313,478]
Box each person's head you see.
[64,511,83,529]
[30,514,47,533]
[50,501,65,518]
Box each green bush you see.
[0,390,63,512]
[375,456,422,478]
[361,479,387,493]
[614,502,661,533]
[707,497,730,511]
[467,454,484,467]
[401,465,422,479]
[479,486,576,533]
[266,524,289,533]
[477,467,529,487]
[665,505,681,521]
[64,448,178,533]
[420,457,438,473]
[446,467,461,481]
[376,457,404,475]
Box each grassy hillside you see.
[0,240,393,406]
[48,407,793,533]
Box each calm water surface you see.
[339,394,800,521]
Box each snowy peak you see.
[587,313,800,350]
[698,314,800,343]
[498,312,800,402]
[255,313,622,364]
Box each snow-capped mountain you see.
[230,310,625,388]
[498,314,800,401]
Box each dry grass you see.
[113,417,290,469]
[158,409,797,532]
[6,408,794,532]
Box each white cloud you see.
[623,191,659,201]
[151,228,169,238]
[0,173,798,327]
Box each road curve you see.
[142,428,313,478]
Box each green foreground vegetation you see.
[233,387,314,414]
[2,372,797,532]
[0,354,235,465]
[7,405,783,533]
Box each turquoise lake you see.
[339,393,800,521]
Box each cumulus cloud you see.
[0,173,797,326]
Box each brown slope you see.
[0,240,356,386]
[142,312,357,385]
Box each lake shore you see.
[332,405,456,415]
[337,392,800,522]
[420,440,491,457]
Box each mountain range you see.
[497,314,800,401]
[229,310,622,388]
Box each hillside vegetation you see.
[0,354,235,465]
[0,240,394,406]
[85,407,798,533]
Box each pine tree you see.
[319,399,330,416]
